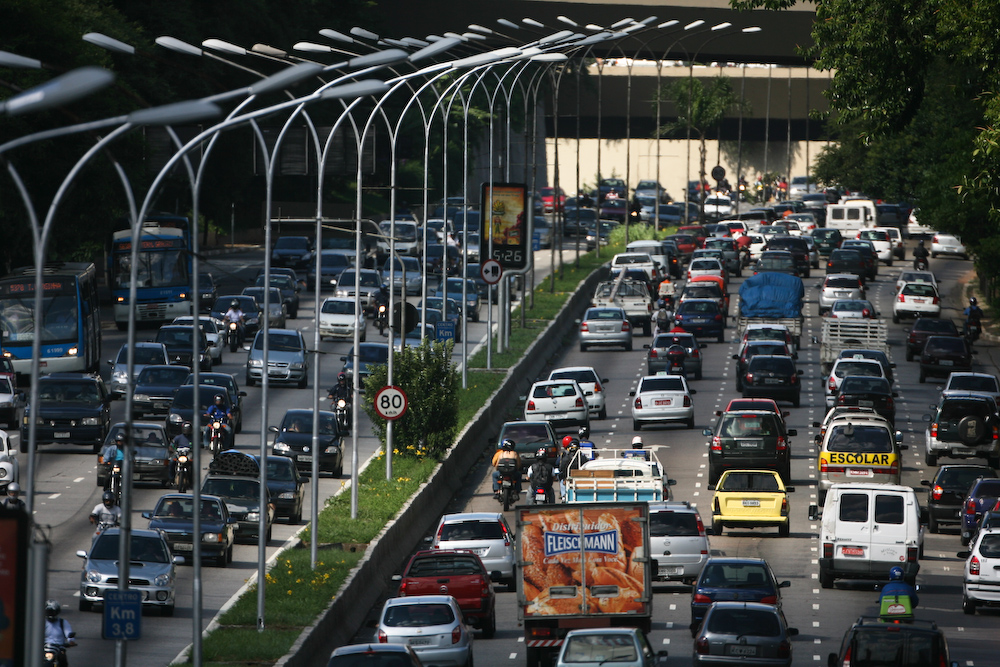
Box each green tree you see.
[654,76,749,221]
[361,338,460,458]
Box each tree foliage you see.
[360,338,460,459]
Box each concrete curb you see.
[275,264,610,667]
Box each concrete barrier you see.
[277,263,609,666]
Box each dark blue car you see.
[689,557,790,635]
[961,477,1000,545]
[673,299,726,343]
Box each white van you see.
[625,241,669,275]
[810,482,924,589]
[826,204,875,234]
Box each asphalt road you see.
[346,248,999,667]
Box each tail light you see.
[776,436,787,451]
[993,425,998,441]
[841,646,853,666]
[696,516,707,542]
[527,400,536,411]
[580,322,589,332]
[594,382,603,394]
[714,314,723,321]
[622,321,631,332]
[930,422,938,438]
[823,543,833,559]
[398,580,409,595]
[777,641,791,659]
[780,497,789,516]
[897,294,906,303]
[827,261,833,268]
[693,594,712,604]
[710,436,722,452]
[790,374,798,385]
[828,377,837,392]
[966,500,976,515]
[931,484,944,501]
[691,347,701,358]
[683,395,692,407]
[745,373,753,384]
[862,308,871,318]
[695,637,709,655]
[451,625,462,645]
[933,235,939,243]
[838,394,846,405]
[378,629,388,643]
[714,496,721,512]
[481,579,491,597]
[760,595,777,604]
[886,396,894,410]
[932,296,940,304]
[635,397,643,410]
[575,397,584,408]
[907,546,919,563]
[970,555,981,575]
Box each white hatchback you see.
[962,528,1000,614]
[893,282,941,322]
[895,269,937,292]
[318,297,367,341]
[687,258,725,282]
[746,234,767,260]
[931,233,969,259]
[630,373,696,429]
[524,379,590,430]
[548,366,609,420]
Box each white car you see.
[895,269,936,292]
[876,226,906,259]
[856,228,893,263]
[630,373,696,430]
[787,212,818,234]
[703,195,734,219]
[746,234,767,260]
[318,297,366,341]
[524,379,590,430]
[687,258,725,282]
[738,323,795,356]
[376,596,473,665]
[931,233,969,259]
[942,372,1000,405]
[0,428,20,492]
[172,315,225,362]
[547,366,609,420]
[828,298,879,320]
[893,282,941,322]
[961,528,1000,614]
[826,357,887,407]
[802,234,821,268]
[908,209,934,236]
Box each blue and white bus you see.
[108,214,193,329]
[0,262,102,375]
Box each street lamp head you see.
[574,32,612,47]
[2,66,114,116]
[585,24,604,31]
[348,49,409,68]
[0,50,42,69]
[442,32,468,40]
[530,53,568,62]
[611,18,634,29]
[293,42,333,53]
[522,18,544,28]
[711,22,733,31]
[320,79,389,100]
[202,39,247,56]
[252,44,288,57]
[684,20,705,31]
[556,16,578,27]
[320,28,355,44]
[382,38,411,48]
[468,24,494,34]
[463,33,487,41]
[658,20,679,29]
[451,47,521,68]
[742,26,763,33]
[408,36,462,62]
[639,16,658,25]
[156,36,203,57]
[82,33,135,55]
[249,62,323,95]
[497,19,520,29]
[400,37,429,47]
[350,27,380,41]
[539,29,574,44]
[127,100,221,125]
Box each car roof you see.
[331,644,417,657]
[384,594,456,606]
[440,512,505,523]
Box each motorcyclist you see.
[100,433,127,494]
[2,481,25,511]
[527,448,555,503]
[878,566,918,619]
[224,299,245,342]
[491,439,522,497]
[964,297,985,340]
[170,422,193,481]
[328,372,354,405]
[559,437,581,500]
[43,599,76,667]
[89,490,122,527]
[666,343,688,374]
[654,300,673,336]
[204,395,233,450]
[912,240,930,268]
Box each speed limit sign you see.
[373,385,408,420]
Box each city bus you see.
[108,214,193,329]
[0,262,102,375]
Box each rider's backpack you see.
[532,463,552,487]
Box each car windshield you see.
[341,272,382,288]
[383,603,456,628]
[321,254,350,268]
[118,346,165,365]
[90,534,170,563]
[203,478,259,500]
[254,332,301,352]
[827,425,893,453]
[699,562,772,590]
[562,635,638,663]
[707,608,781,636]
[649,511,700,536]
[584,308,625,320]
[719,472,781,491]
[322,300,357,315]
[640,377,685,392]
[38,381,99,403]
[281,412,337,435]
[265,459,296,481]
[499,423,553,445]
[170,386,225,411]
[925,338,967,354]
[156,329,195,348]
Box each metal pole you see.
[736,64,746,215]
[311,211,322,569]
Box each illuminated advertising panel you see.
[481,183,529,272]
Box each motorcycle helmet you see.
[115,432,126,444]
[182,422,192,436]
[970,297,978,306]
[917,240,925,247]
[45,599,61,619]
[102,491,116,506]
[631,435,644,449]
[889,566,904,582]
[7,482,20,495]
[338,372,347,384]
[214,394,225,405]
[536,448,548,460]
[578,424,590,440]
[501,439,516,451]
[230,299,240,309]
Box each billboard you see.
[481,183,529,273]
[0,508,28,667]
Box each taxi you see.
[710,469,793,537]
[818,414,905,504]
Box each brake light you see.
[838,394,846,404]
[691,347,700,358]
[781,497,788,516]
[398,580,408,595]
[622,320,631,332]
[575,397,584,408]
[966,500,976,515]
[745,373,753,384]
[696,516,706,539]
[790,374,798,385]
[714,497,721,513]
[862,309,871,318]
[932,296,939,304]
[897,294,906,303]
[580,322,589,332]
[993,425,998,441]
[828,376,837,392]
[823,543,833,559]
[930,422,938,438]
[378,629,388,643]
[683,395,691,407]
[971,555,981,575]
[932,485,944,501]
[907,546,918,563]
[760,595,777,604]
[711,436,722,452]
[635,397,643,410]
[693,594,712,604]
[452,625,462,644]
[886,396,894,410]
[594,382,603,394]
[695,637,709,655]
[776,436,787,451]
[827,261,833,268]
[777,641,791,659]
[527,400,536,411]
[933,235,939,243]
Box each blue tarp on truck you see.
[738,272,804,318]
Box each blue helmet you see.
[889,566,904,581]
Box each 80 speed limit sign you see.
[373,385,408,420]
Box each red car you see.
[539,186,566,213]
[678,224,709,248]
[393,549,497,637]
[665,233,697,259]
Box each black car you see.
[22,373,111,453]
[825,249,867,282]
[132,364,191,419]
[673,299,726,343]
[310,251,352,291]
[202,452,275,543]
[96,422,173,488]
[271,236,314,269]
[255,273,301,319]
[703,410,796,484]
[920,335,975,382]
[182,372,246,433]
[835,375,897,426]
[197,272,218,313]
[753,250,800,277]
[142,493,237,566]
[961,477,1000,545]
[255,455,305,523]
[156,325,212,371]
[424,244,461,274]
[210,294,263,341]
[269,409,344,476]
[734,341,793,391]
[827,617,955,667]
[496,420,559,471]
[689,557,790,636]
[840,240,878,280]
[921,464,997,533]
[166,384,234,439]
[811,228,843,256]
[741,355,803,407]
[341,343,390,384]
[906,317,961,361]
[763,236,810,276]
[645,332,705,379]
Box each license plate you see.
[726,645,758,657]
[654,399,672,406]
[858,400,874,407]
[408,638,431,646]
[836,291,850,297]
[764,378,783,385]
[940,360,954,366]
[154,402,169,410]
[742,499,761,507]
[55,432,71,438]
[842,546,864,557]
[848,468,873,477]
[738,441,761,448]
[913,299,926,304]
[659,566,682,575]
[298,455,313,463]
[173,543,193,551]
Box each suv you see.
[818,414,904,504]
[392,550,497,637]
[919,335,974,383]
[827,617,956,666]
[905,317,961,361]
[648,501,710,584]
[270,235,313,269]
[741,355,802,407]
[921,464,997,533]
[429,512,516,586]
[923,393,1000,467]
[23,373,111,453]
[763,235,811,276]
[645,331,705,379]
[960,528,1000,614]
[703,410,796,485]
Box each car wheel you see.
[625,340,633,352]
[819,569,834,589]
[963,595,977,615]
[79,599,93,612]
[713,520,725,536]
[266,524,273,543]
[291,310,298,319]
[599,407,607,420]
[633,420,641,431]
[928,514,939,534]
[793,395,800,408]
[580,344,587,353]
[246,375,255,387]
[161,604,175,617]
[717,332,724,343]
[962,534,970,547]
[334,462,344,478]
[643,322,651,337]
[686,416,695,429]
[298,376,308,389]
[989,453,1000,469]
[818,490,827,506]
[931,252,937,258]
[919,371,926,383]
[906,348,914,362]
[924,452,938,467]
[695,368,703,380]
[526,648,541,667]
[892,313,900,324]
[779,521,790,538]
[291,505,303,524]
[482,609,496,639]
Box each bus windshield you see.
[113,249,189,290]
[0,294,79,344]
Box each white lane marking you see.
[48,493,61,500]
[509,654,517,660]
[74,477,85,483]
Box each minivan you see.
[648,502,710,584]
[810,483,924,589]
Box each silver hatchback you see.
[429,512,516,586]
[579,307,633,352]
[77,528,182,615]
[246,328,309,388]
[649,501,711,584]
[818,274,865,315]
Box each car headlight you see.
[246,512,260,522]
[133,394,150,402]
[154,573,172,587]
[278,491,295,500]
[0,401,10,408]
[86,569,102,583]
[324,445,341,454]
[273,442,290,454]
[202,533,221,543]
[112,370,128,382]
[0,469,6,479]
[169,413,184,424]
[249,359,263,368]
[82,417,100,426]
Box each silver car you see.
[430,512,516,585]
[692,601,798,666]
[579,307,633,352]
[77,528,181,614]
[377,596,472,667]
[246,328,309,388]
[649,501,711,583]
[818,274,865,315]
[241,286,287,329]
[107,342,169,398]
[556,628,667,667]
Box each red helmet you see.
[562,435,579,450]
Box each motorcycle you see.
[92,520,118,538]
[105,463,122,504]
[531,486,548,505]
[43,639,74,667]
[206,419,230,458]
[175,445,192,493]
[665,344,688,376]
[376,303,389,335]
[333,398,351,434]
[495,459,520,511]
[913,257,929,271]
[965,319,982,344]
[226,320,241,353]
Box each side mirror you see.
[239,391,247,397]
[643,344,652,350]
[173,555,185,565]
[797,370,804,375]
[268,426,279,434]
[890,363,897,368]
[690,389,697,395]
[76,550,88,559]
[895,431,904,443]
[973,350,980,355]
[787,429,798,437]
[141,512,152,519]
[778,580,791,588]
[957,551,971,559]
[808,504,820,521]
[390,574,402,582]
[107,360,114,367]
[667,479,678,486]
[787,628,799,637]
[602,378,609,383]
[629,391,637,397]
[732,355,739,360]
[714,410,723,417]
[700,343,708,349]
[702,428,713,437]
[828,653,839,667]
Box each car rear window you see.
[834,361,882,378]
[699,562,771,589]
[874,494,905,524]
[683,285,723,299]
[839,377,892,395]
[940,399,993,421]
[38,381,100,402]
[914,319,958,333]
[980,534,1000,558]
[91,534,170,563]
[925,338,967,354]
[678,301,719,314]
[720,414,777,437]
[948,376,999,393]
[747,328,787,341]
[839,493,869,522]
[719,472,780,492]
[827,425,893,453]
[826,277,860,289]
[849,629,941,665]
[585,307,626,320]
[938,467,995,489]
[562,635,638,663]
[499,424,552,444]
[406,556,483,577]
[551,370,598,385]
[902,283,937,297]
[747,357,795,373]
[831,250,862,260]
[649,511,700,536]
[707,608,780,636]
[653,334,696,349]
[532,383,577,399]
[440,520,504,541]
[383,603,456,627]
[974,480,1000,497]
[640,377,685,392]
